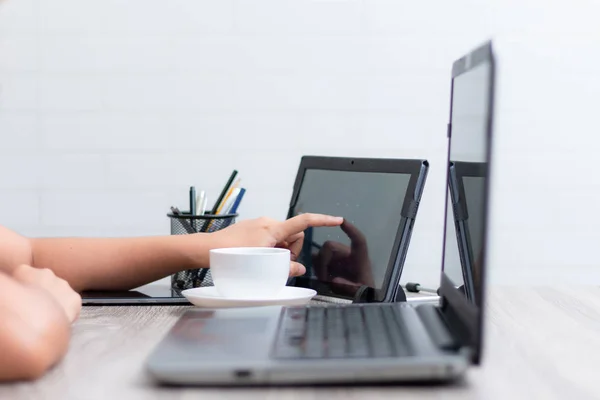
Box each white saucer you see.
[181,286,317,308]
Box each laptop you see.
[285,156,429,304]
[145,40,496,385]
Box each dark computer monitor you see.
[439,41,495,364]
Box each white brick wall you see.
[0,112,37,150]
[1,0,600,287]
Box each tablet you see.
[82,284,191,305]
[286,156,429,303]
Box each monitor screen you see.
[290,169,411,297]
[442,53,493,308]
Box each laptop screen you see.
[287,158,423,302]
[440,42,495,363]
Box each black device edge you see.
[82,297,191,306]
[384,160,429,303]
[438,40,495,365]
[81,288,192,306]
[448,163,476,302]
[81,293,191,306]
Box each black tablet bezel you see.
[286,155,428,303]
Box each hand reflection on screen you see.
[311,220,375,295]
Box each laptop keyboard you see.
[272,304,413,360]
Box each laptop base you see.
[146,304,469,386]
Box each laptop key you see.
[273,308,307,358]
[363,306,394,357]
[283,313,306,340]
[304,308,325,358]
[273,338,304,358]
[275,342,303,358]
[344,307,370,358]
[382,305,410,357]
[325,308,346,358]
[287,307,307,320]
[273,305,406,360]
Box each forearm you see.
[30,234,214,292]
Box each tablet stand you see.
[394,286,408,302]
[352,285,407,303]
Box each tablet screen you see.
[290,169,411,298]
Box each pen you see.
[200,195,208,215]
[195,191,205,216]
[216,179,240,214]
[197,191,207,230]
[189,186,196,231]
[189,186,196,216]
[210,170,238,215]
[228,188,246,214]
[219,187,240,215]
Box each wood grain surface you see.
[1,286,599,400]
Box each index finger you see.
[274,213,343,241]
[340,220,367,249]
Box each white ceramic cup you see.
[209,247,290,299]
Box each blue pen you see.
[229,188,246,214]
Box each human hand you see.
[0,271,72,381]
[209,213,343,277]
[311,220,375,294]
[11,264,82,323]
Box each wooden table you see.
[2,286,600,400]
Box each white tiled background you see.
[1,0,599,288]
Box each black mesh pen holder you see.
[168,212,238,291]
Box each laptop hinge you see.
[415,304,460,351]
